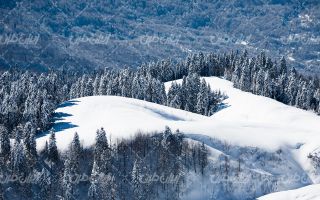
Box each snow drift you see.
[36,76,320,198]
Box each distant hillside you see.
[0,0,319,73]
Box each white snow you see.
[36,76,320,197]
[240,41,248,46]
[288,56,296,61]
[258,184,320,200]
[37,76,320,156]
[37,96,205,150]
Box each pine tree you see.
[11,135,26,175]
[280,56,287,74]
[69,132,81,175]
[89,131,116,200]
[185,73,201,112]
[196,79,209,115]
[0,125,10,163]
[98,74,108,95]
[48,129,59,164]
[306,79,316,110]
[286,68,298,106]
[314,88,320,113]
[62,133,82,200]
[131,160,143,200]
[254,69,265,95]
[199,142,208,175]
[295,80,308,109]
[37,168,51,200]
[40,91,55,130]
[23,122,37,171]
[92,75,100,96]
[63,158,76,200]
[88,166,99,200]
[275,73,288,103]
[263,71,272,97]
[167,82,180,107]
[239,58,251,92]
[131,73,144,100]
[94,128,111,173]
[231,64,241,88]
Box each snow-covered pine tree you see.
[199,142,208,176]
[48,129,59,164]
[89,129,115,200]
[231,64,241,88]
[94,128,111,174]
[98,74,108,95]
[23,122,37,171]
[11,133,26,175]
[131,73,144,100]
[92,75,100,96]
[280,56,287,75]
[0,125,10,163]
[295,80,308,109]
[63,158,77,200]
[275,73,288,103]
[36,168,51,200]
[254,69,265,96]
[80,74,88,97]
[62,133,82,200]
[131,160,143,200]
[40,90,55,130]
[185,73,201,112]
[69,132,81,176]
[239,58,251,92]
[306,79,316,110]
[84,77,94,97]
[120,69,133,97]
[314,88,320,114]
[167,82,182,109]
[286,68,298,106]
[196,79,209,115]
[88,162,99,199]
[263,71,272,98]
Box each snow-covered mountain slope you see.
[165,77,320,151]
[258,184,320,200]
[37,95,205,150]
[36,76,320,197]
[38,76,320,151]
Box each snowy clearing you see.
[37,77,320,152]
[36,76,320,197]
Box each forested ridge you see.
[0,50,320,199]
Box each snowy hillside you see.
[37,96,205,150]
[258,184,320,200]
[38,76,320,151]
[36,76,320,198]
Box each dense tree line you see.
[0,67,225,136]
[0,49,319,199]
[227,51,320,113]
[0,50,318,164]
[167,74,225,115]
[0,126,208,199]
[0,70,80,133]
[140,51,320,114]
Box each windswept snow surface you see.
[37,96,206,150]
[258,184,320,200]
[38,76,320,157]
[37,77,320,151]
[37,77,320,190]
[36,76,320,197]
